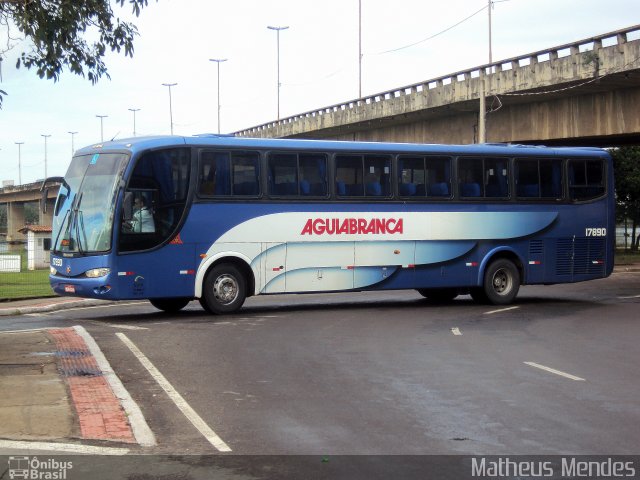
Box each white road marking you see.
[74,326,156,447]
[102,323,149,331]
[484,306,520,315]
[0,327,49,334]
[618,294,640,299]
[0,439,129,455]
[524,362,586,381]
[450,327,462,336]
[116,333,231,452]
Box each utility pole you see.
[68,131,78,156]
[358,0,362,98]
[267,25,289,120]
[96,115,108,142]
[162,83,177,135]
[128,108,140,136]
[478,0,493,144]
[15,142,24,185]
[41,134,51,179]
[209,59,227,134]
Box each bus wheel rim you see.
[213,274,239,304]
[492,268,511,295]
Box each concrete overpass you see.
[236,25,640,146]
[0,182,58,242]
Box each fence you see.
[0,240,54,301]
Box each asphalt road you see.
[2,272,640,459]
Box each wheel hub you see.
[213,274,238,304]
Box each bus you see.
[43,135,614,314]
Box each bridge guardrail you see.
[236,24,640,137]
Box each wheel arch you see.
[195,252,256,299]
[477,247,526,286]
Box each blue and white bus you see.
[44,136,614,314]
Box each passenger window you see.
[458,157,508,198]
[568,159,605,201]
[515,158,563,199]
[398,156,451,197]
[199,151,260,197]
[267,153,328,197]
[336,154,390,197]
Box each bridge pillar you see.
[39,199,55,227]
[6,202,25,242]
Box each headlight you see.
[50,266,57,275]
[85,268,110,278]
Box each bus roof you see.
[75,134,609,158]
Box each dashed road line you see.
[116,332,232,452]
[101,323,149,331]
[450,327,462,336]
[618,294,640,299]
[484,306,520,315]
[524,361,586,381]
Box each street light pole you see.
[15,142,24,185]
[68,131,78,156]
[128,108,140,136]
[96,115,108,142]
[162,83,177,135]
[267,25,289,120]
[209,59,227,134]
[41,134,51,179]
[358,0,362,98]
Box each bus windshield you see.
[52,153,128,254]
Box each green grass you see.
[0,253,55,301]
[615,249,640,265]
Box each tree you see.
[611,146,640,251]
[0,0,154,107]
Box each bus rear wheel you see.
[149,298,191,313]
[482,259,520,305]
[201,264,246,314]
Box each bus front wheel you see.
[149,298,191,313]
[482,259,520,305]
[201,264,246,314]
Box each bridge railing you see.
[236,24,640,137]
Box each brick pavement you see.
[48,328,135,443]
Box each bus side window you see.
[458,158,483,198]
[568,159,605,201]
[336,155,364,197]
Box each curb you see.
[0,299,117,317]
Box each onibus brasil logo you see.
[8,456,73,479]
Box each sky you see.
[0,0,637,185]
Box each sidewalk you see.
[0,325,155,453]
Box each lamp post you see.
[358,0,362,98]
[162,83,177,135]
[209,59,227,134]
[128,108,140,136]
[96,115,108,142]
[267,25,289,120]
[41,134,51,179]
[15,142,24,185]
[68,131,78,156]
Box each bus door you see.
[116,148,194,299]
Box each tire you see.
[482,259,520,305]
[417,288,458,303]
[201,264,246,314]
[149,297,191,313]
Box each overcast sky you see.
[0,0,637,185]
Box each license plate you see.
[64,285,75,293]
